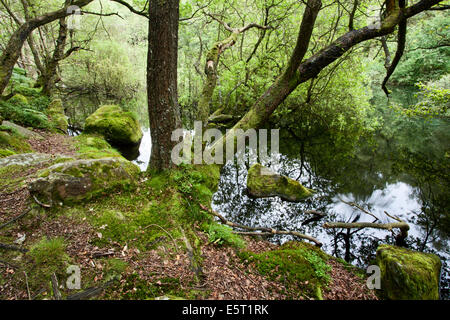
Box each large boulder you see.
[246,163,314,202]
[29,157,140,203]
[84,105,142,146]
[376,244,442,300]
[46,99,68,133]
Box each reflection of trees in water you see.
[212,116,449,297]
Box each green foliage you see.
[391,12,449,85]
[27,237,71,292]
[64,40,144,105]
[0,125,33,154]
[398,75,450,118]
[206,223,245,248]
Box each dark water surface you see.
[86,88,450,298]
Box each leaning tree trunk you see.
[147,0,182,171]
[0,0,94,96]
[211,0,442,153]
[39,16,70,96]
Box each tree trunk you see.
[0,0,94,96]
[147,0,182,171]
[211,0,442,152]
[40,16,70,96]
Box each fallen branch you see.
[66,279,116,300]
[323,221,409,245]
[0,242,29,253]
[24,271,31,300]
[0,207,31,230]
[199,204,322,247]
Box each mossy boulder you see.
[46,99,68,133]
[2,121,44,139]
[376,244,442,300]
[29,157,140,203]
[239,241,331,299]
[84,105,142,146]
[0,125,33,154]
[246,163,314,202]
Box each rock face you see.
[84,105,142,146]
[29,157,140,203]
[376,244,442,300]
[246,163,314,202]
[46,99,68,133]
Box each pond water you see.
[77,88,449,298]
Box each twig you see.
[143,224,179,252]
[51,273,62,300]
[384,211,402,222]
[340,199,379,221]
[66,279,116,300]
[199,204,322,247]
[0,207,32,230]
[24,271,31,300]
[0,259,19,269]
[0,242,29,253]
[32,194,52,208]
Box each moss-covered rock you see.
[0,125,33,154]
[84,105,142,146]
[46,99,68,133]
[376,244,442,300]
[246,163,314,202]
[29,157,140,203]
[2,120,44,139]
[239,241,331,299]
[73,133,123,159]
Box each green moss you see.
[0,129,32,154]
[239,241,331,299]
[8,94,29,106]
[84,105,143,145]
[0,148,16,157]
[247,163,315,202]
[118,274,188,300]
[376,244,442,300]
[46,99,68,133]
[27,237,71,293]
[205,222,245,248]
[73,133,123,159]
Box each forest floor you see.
[0,130,378,300]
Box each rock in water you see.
[84,105,143,146]
[376,244,442,300]
[246,163,314,202]
[29,157,140,203]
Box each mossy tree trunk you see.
[147,0,182,171]
[197,15,271,125]
[0,0,94,96]
[212,0,442,152]
[197,32,238,124]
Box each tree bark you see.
[0,0,94,96]
[211,0,443,152]
[147,0,182,171]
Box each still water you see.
[107,88,450,298]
